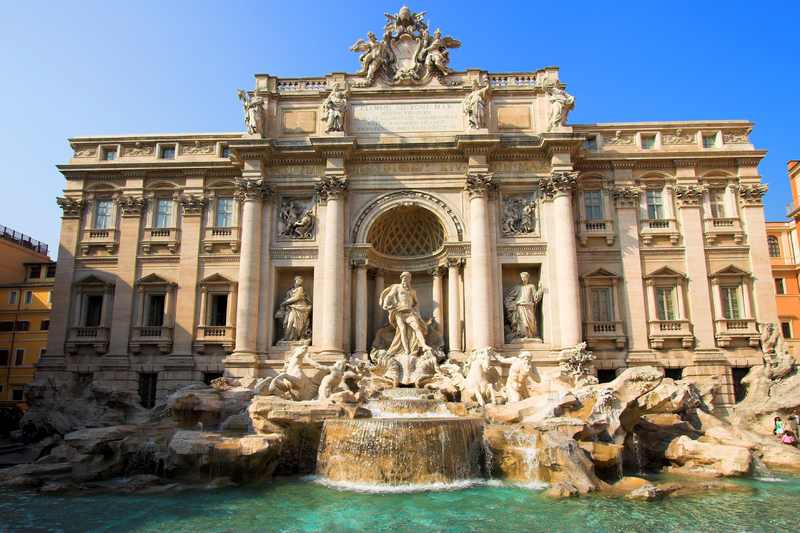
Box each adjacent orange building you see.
[767,160,800,359]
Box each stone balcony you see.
[194,325,235,353]
[129,326,173,354]
[639,219,680,246]
[79,228,118,255]
[703,217,744,245]
[202,226,241,253]
[577,219,615,246]
[141,227,180,254]
[714,318,759,348]
[66,326,110,354]
[648,320,694,349]
[583,321,626,349]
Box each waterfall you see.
[316,417,485,486]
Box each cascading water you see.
[316,389,485,486]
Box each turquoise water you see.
[2,475,799,533]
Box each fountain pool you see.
[1,475,799,532]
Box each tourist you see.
[773,417,784,437]
[781,430,797,447]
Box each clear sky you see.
[1,0,797,254]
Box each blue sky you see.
[1,0,798,253]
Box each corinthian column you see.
[315,175,349,357]
[232,176,270,359]
[447,258,463,355]
[353,259,368,358]
[466,173,496,349]
[542,171,581,347]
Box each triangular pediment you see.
[200,273,233,284]
[645,266,686,279]
[76,274,113,286]
[137,273,172,285]
[584,268,619,279]
[710,265,751,278]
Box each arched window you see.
[768,236,781,257]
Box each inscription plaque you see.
[351,102,463,133]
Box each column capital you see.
[540,170,578,200]
[447,256,464,269]
[56,196,86,218]
[464,172,496,198]
[428,265,445,277]
[351,258,368,269]
[315,174,349,202]
[115,195,147,217]
[674,184,706,208]
[736,183,768,207]
[235,177,273,202]
[179,194,208,216]
[612,186,642,209]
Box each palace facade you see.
[38,8,778,407]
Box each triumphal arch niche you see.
[224,4,582,380]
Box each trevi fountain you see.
[3,6,800,533]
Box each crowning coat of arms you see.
[349,6,461,87]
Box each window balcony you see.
[648,320,694,349]
[578,219,615,246]
[194,325,235,353]
[79,228,119,255]
[584,320,626,348]
[66,326,110,354]
[202,226,241,253]
[141,227,180,254]
[640,219,680,246]
[714,318,759,348]
[703,218,744,245]
[129,325,173,354]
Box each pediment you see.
[645,266,686,279]
[76,274,113,286]
[137,273,173,285]
[584,268,619,279]
[200,273,234,284]
[710,265,751,278]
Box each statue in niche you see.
[419,28,461,78]
[501,195,537,236]
[463,80,491,130]
[495,351,537,403]
[546,84,575,131]
[350,31,394,85]
[275,275,312,342]
[321,83,349,133]
[279,199,314,239]
[236,89,264,136]
[379,271,432,356]
[504,272,544,342]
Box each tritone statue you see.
[267,346,327,401]
[495,351,537,403]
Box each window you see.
[24,291,32,305]
[93,199,113,230]
[721,286,742,319]
[145,294,166,327]
[708,189,725,219]
[584,191,603,221]
[584,136,597,151]
[11,388,24,402]
[664,368,683,381]
[215,197,234,227]
[768,236,781,257]
[0,350,8,365]
[641,135,656,149]
[655,286,677,321]
[46,264,56,278]
[84,294,104,327]
[29,265,42,279]
[139,373,158,408]
[702,133,717,148]
[8,291,18,305]
[40,320,50,331]
[781,321,792,339]
[646,190,664,220]
[154,198,173,228]
[14,349,24,366]
[209,294,228,326]
[15,321,29,332]
[39,348,47,358]
[590,287,614,322]
[221,145,231,158]
[102,147,117,161]
[160,145,176,160]
[775,278,786,295]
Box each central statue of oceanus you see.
[379,271,432,356]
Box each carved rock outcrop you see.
[665,435,752,477]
